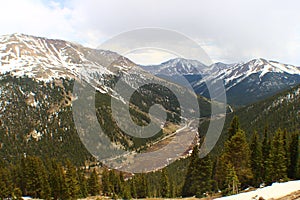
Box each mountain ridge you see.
[141,57,300,105]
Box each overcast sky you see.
[0,0,300,65]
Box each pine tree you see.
[23,156,51,199]
[182,145,200,197]
[261,126,271,181]
[135,173,148,198]
[88,169,100,196]
[78,170,88,198]
[266,129,287,183]
[217,129,253,189]
[12,187,22,200]
[228,115,240,139]
[250,131,263,186]
[19,157,27,195]
[224,162,240,195]
[141,173,149,198]
[49,160,66,200]
[109,170,121,196]
[214,155,226,191]
[119,171,125,197]
[65,160,80,199]
[122,183,132,199]
[36,160,51,200]
[169,179,176,198]
[196,155,213,197]
[130,176,137,199]
[160,169,170,197]
[61,173,71,200]
[0,167,13,199]
[101,168,111,196]
[182,145,213,198]
[288,132,299,179]
[282,129,290,172]
[109,170,116,195]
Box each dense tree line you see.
[101,167,178,199]
[214,117,299,196]
[172,116,299,198]
[0,156,183,199]
[0,116,298,199]
[0,156,101,199]
[97,116,299,198]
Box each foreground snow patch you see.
[215,180,300,200]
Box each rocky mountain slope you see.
[0,33,213,165]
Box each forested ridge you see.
[0,74,184,166]
[0,74,299,199]
[0,73,214,165]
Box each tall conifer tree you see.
[228,116,240,139]
[288,132,299,179]
[216,123,253,190]
[88,169,100,196]
[160,169,170,198]
[250,131,263,186]
[266,129,287,183]
[182,145,213,197]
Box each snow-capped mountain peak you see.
[0,33,138,93]
[141,57,208,75]
[244,58,300,77]
[193,58,300,105]
[218,58,300,86]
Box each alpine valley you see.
[0,33,299,200]
[0,33,213,165]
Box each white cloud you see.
[0,0,72,39]
[125,49,176,65]
[1,0,300,65]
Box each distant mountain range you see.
[2,33,300,107]
[141,58,300,106]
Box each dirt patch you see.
[272,190,300,200]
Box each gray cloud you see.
[0,0,299,65]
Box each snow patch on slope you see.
[215,180,300,200]
[0,33,133,93]
[0,33,116,80]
